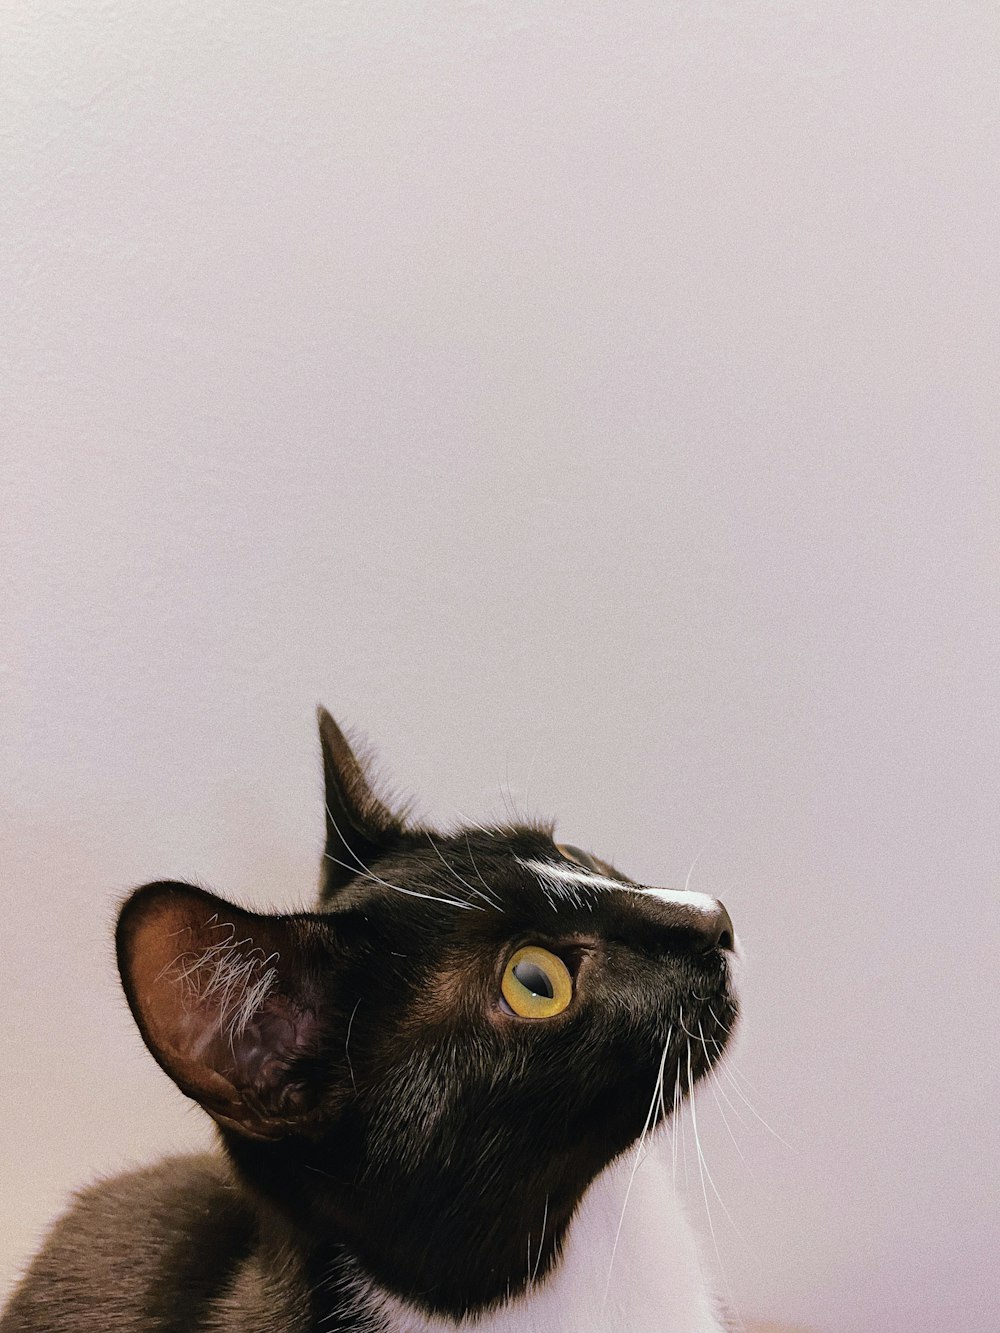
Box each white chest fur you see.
[380,1136,724,1333]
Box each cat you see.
[1,708,739,1332]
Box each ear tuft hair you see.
[117,882,328,1139]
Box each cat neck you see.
[320,1136,725,1333]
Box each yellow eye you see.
[501,946,573,1019]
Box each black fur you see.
[2,712,737,1331]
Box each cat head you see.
[117,708,738,1316]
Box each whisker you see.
[323,805,479,911]
[722,1054,764,1096]
[690,1044,751,1333]
[687,1038,720,1263]
[718,1065,795,1151]
[683,845,706,896]
[602,1038,671,1312]
[705,1004,778,1111]
[710,1070,752,1131]
[530,1194,549,1285]
[323,850,478,911]
[500,759,519,824]
[463,834,504,911]
[656,1024,675,1126]
[304,1163,338,1182]
[344,999,361,1093]
[425,831,498,910]
[448,806,497,839]
[695,1018,752,1174]
[681,1039,690,1195]
[671,1053,682,1188]
[677,1010,726,1064]
[707,1071,753,1173]
[689,1040,743,1240]
[520,733,546,826]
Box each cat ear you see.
[117,882,329,1140]
[317,706,405,897]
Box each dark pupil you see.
[512,961,554,998]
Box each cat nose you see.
[659,897,735,954]
[699,900,735,954]
[635,891,735,956]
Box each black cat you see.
[2,709,739,1332]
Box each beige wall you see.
[2,4,997,1331]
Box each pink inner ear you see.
[122,885,320,1131]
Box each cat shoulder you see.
[1,1155,257,1333]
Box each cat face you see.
[117,710,738,1318]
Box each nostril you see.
[640,890,736,957]
[713,902,735,953]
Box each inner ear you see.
[117,882,329,1139]
[317,707,406,897]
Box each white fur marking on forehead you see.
[519,858,718,913]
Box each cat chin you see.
[369,1138,727,1333]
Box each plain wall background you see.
[2,3,998,1330]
